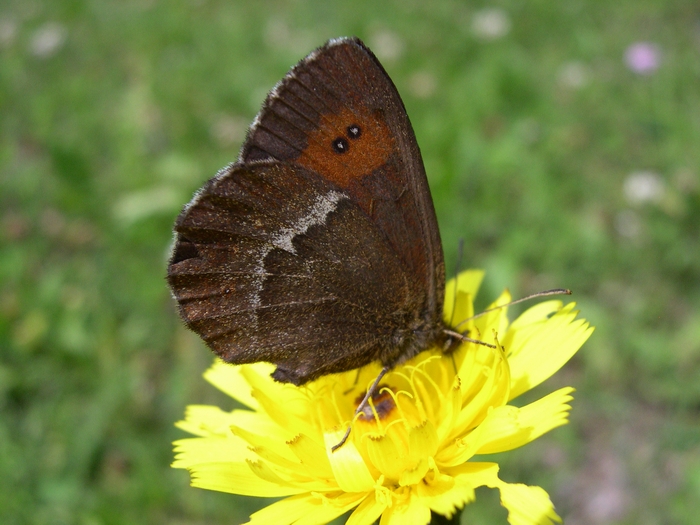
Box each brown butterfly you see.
[167,37,463,447]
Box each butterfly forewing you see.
[241,38,445,319]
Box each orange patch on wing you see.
[297,107,394,188]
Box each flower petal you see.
[432,375,463,443]
[172,436,250,469]
[288,433,335,480]
[364,432,406,481]
[187,460,306,497]
[414,469,464,517]
[242,366,316,438]
[443,461,501,492]
[229,409,287,438]
[175,405,239,437]
[450,343,510,441]
[444,269,484,325]
[346,491,389,525]
[443,463,561,525]
[475,387,574,454]
[398,421,438,486]
[324,429,377,492]
[488,479,562,525]
[203,360,265,409]
[436,412,489,466]
[473,290,512,343]
[380,488,431,525]
[230,423,298,465]
[506,302,593,400]
[244,491,366,525]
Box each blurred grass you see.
[1,1,699,524]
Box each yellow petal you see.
[242,367,313,436]
[244,492,366,525]
[230,423,298,465]
[446,463,561,524]
[444,269,484,308]
[187,461,305,497]
[230,427,338,492]
[433,376,463,443]
[473,290,512,342]
[364,432,407,481]
[380,488,431,525]
[288,433,335,480]
[346,491,389,525]
[175,405,238,437]
[488,478,562,525]
[444,269,484,326]
[398,456,429,487]
[240,456,334,493]
[203,360,264,409]
[445,461,500,485]
[172,436,251,468]
[435,414,489,466]
[451,345,510,439]
[506,302,593,400]
[398,421,438,486]
[246,458,304,487]
[414,469,467,518]
[476,388,574,454]
[324,429,377,492]
[228,409,286,438]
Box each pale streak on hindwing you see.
[271,190,346,253]
[248,189,347,324]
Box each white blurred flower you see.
[408,70,437,99]
[211,114,248,148]
[558,61,589,89]
[30,22,66,58]
[623,171,665,204]
[368,30,404,62]
[263,19,314,55]
[0,17,18,48]
[471,8,511,40]
[264,18,292,48]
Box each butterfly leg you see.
[331,365,391,452]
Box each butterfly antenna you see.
[453,288,572,331]
[443,329,496,348]
[332,366,390,452]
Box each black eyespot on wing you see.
[347,124,361,139]
[332,137,349,154]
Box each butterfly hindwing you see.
[168,162,427,384]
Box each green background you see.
[1,1,698,523]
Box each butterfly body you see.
[168,37,452,387]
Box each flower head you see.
[173,270,593,524]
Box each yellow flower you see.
[173,270,593,525]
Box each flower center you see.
[355,384,396,421]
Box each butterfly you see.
[167,37,464,447]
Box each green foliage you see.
[1,1,698,523]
